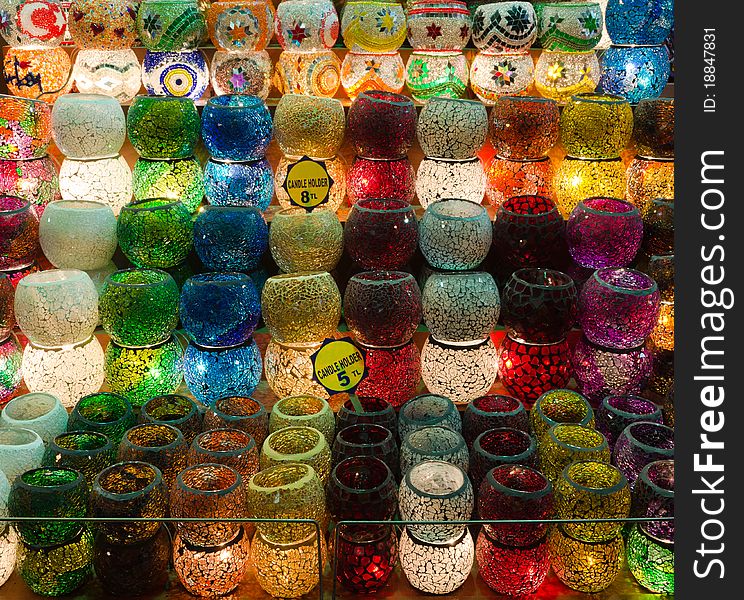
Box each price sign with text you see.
[311,337,367,395]
[281,156,333,210]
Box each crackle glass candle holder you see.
[15,269,98,348]
[534,50,600,104]
[269,395,335,446]
[180,273,260,348]
[187,429,259,480]
[141,394,201,444]
[273,94,345,160]
[203,396,268,448]
[22,336,105,408]
[269,208,342,274]
[332,424,399,480]
[407,0,471,50]
[67,0,137,49]
[399,527,474,594]
[632,459,674,543]
[469,51,535,105]
[554,156,626,217]
[347,156,415,205]
[327,456,397,526]
[274,154,346,212]
[193,205,267,273]
[539,424,610,483]
[536,2,603,51]
[348,91,416,160]
[72,49,141,103]
[633,97,674,159]
[275,0,339,50]
[599,45,670,104]
[472,2,537,52]
[42,432,114,488]
[341,51,405,98]
[530,389,594,441]
[0,95,52,160]
[207,0,275,51]
[399,460,473,543]
[417,96,487,160]
[476,528,550,596]
[415,157,487,208]
[337,397,397,439]
[579,268,661,350]
[341,0,406,52]
[626,156,674,217]
[51,94,125,160]
[605,0,674,45]
[596,395,662,449]
[246,462,327,543]
[572,336,654,405]
[462,395,528,448]
[334,524,398,594]
[118,423,187,487]
[555,460,630,542]
[126,96,200,160]
[471,427,537,486]
[68,393,134,446]
[399,394,461,441]
[421,337,499,403]
[183,339,263,406]
[489,96,559,160]
[1,392,67,446]
[400,425,469,475]
[260,426,332,484]
[0,196,39,271]
[210,49,272,98]
[0,156,60,217]
[419,199,492,271]
[479,464,553,546]
[0,275,13,341]
[264,340,327,400]
[8,466,87,547]
[406,51,469,103]
[3,47,73,103]
[345,198,418,270]
[548,525,624,592]
[132,157,204,213]
[202,95,272,162]
[137,0,205,50]
[644,200,674,257]
[613,422,674,486]
[261,272,341,346]
[484,156,555,208]
[560,93,632,159]
[0,525,16,586]
[252,530,326,599]
[626,523,674,593]
[273,50,341,97]
[356,340,422,408]
[58,156,132,216]
[142,49,210,99]
[0,427,44,484]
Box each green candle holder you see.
[67,393,136,446]
[126,96,200,159]
[132,157,205,213]
[141,394,202,444]
[626,524,674,594]
[42,432,115,489]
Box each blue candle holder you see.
[204,158,274,210]
[201,95,273,161]
[599,45,671,104]
[605,0,674,45]
[193,206,268,272]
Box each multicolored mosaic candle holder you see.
[536,2,603,51]
[0,95,52,160]
[406,51,469,102]
[407,0,471,50]
[210,50,273,98]
[471,2,537,53]
[534,50,600,104]
[340,51,405,98]
[0,196,39,271]
[137,0,206,51]
[207,0,276,51]
[470,51,534,105]
[67,0,138,50]
[141,50,210,99]
[72,49,142,103]
[3,47,73,103]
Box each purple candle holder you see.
[631,459,674,543]
[566,198,643,268]
[578,268,661,350]
[327,456,397,527]
[462,395,528,449]
[596,395,664,448]
[612,422,674,487]
[470,428,537,488]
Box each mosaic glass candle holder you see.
[398,393,461,440]
[536,2,603,50]
[344,198,418,270]
[332,424,399,478]
[469,51,535,105]
[484,156,555,209]
[132,157,204,213]
[613,422,674,487]
[415,157,486,208]
[260,426,332,484]
[141,394,201,444]
[117,423,187,487]
[252,530,326,599]
[273,49,342,97]
[0,196,39,271]
[193,205,267,273]
[42,431,114,488]
[183,339,263,406]
[201,95,272,162]
[355,340,422,409]
[334,523,397,594]
[633,97,674,159]
[67,0,137,49]
[172,526,251,596]
[3,47,73,103]
[72,49,141,103]
[417,96,487,159]
[539,424,610,483]
[572,336,654,405]
[405,50,469,103]
[605,0,674,45]
[126,96,200,160]
[67,393,134,447]
[475,528,550,596]
[0,335,24,406]
[407,0,471,50]
[187,428,259,481]
[22,335,105,408]
[632,459,674,543]
[0,95,52,160]
[0,156,60,217]
[561,94,633,161]
[273,94,345,160]
[626,523,674,593]
[1,1,69,47]
[400,425,469,475]
[274,154,346,212]
[462,395,528,448]
[643,200,674,257]
[470,427,537,486]
[626,156,674,217]
[137,0,206,51]
[0,392,67,446]
[0,525,16,586]
[202,396,268,448]
[327,456,397,526]
[16,526,94,596]
[269,395,335,446]
[58,156,132,216]
[261,272,341,345]
[399,527,474,594]
[347,91,416,160]
[548,525,624,592]
[579,268,661,350]
[554,156,626,217]
[340,51,405,98]
[207,0,275,50]
[534,50,600,104]
[0,427,44,484]
[269,208,342,273]
[336,397,397,438]
[596,395,662,449]
[275,0,339,50]
[246,462,327,543]
[421,337,499,403]
[341,0,407,51]
[180,273,260,348]
[471,2,537,52]
[419,199,492,271]
[99,269,179,348]
[141,50,210,99]
[0,275,13,341]
[489,96,559,160]
[210,49,272,98]
[599,45,671,104]
[530,389,594,442]
[347,156,415,205]
[51,94,125,160]
[264,340,327,400]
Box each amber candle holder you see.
[187,428,259,481]
[269,395,335,445]
[117,423,188,488]
[202,395,269,448]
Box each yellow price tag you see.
[282,156,333,210]
[311,337,367,395]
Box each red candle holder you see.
[347,91,416,160]
[462,395,528,449]
[475,529,550,596]
[334,524,398,595]
[355,339,421,408]
[485,156,554,208]
[347,157,415,205]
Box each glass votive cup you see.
[170,463,245,546]
[193,205,268,272]
[207,1,275,51]
[554,156,627,218]
[407,1,472,50]
[274,154,346,212]
[416,96,487,159]
[462,395,528,449]
[469,51,534,105]
[470,427,537,487]
[0,427,44,485]
[99,269,179,348]
[336,398,398,439]
[42,431,115,488]
[399,460,473,544]
[548,525,624,592]
[67,0,137,49]
[136,0,206,51]
[327,456,397,524]
[400,426,469,476]
[341,1,406,52]
[555,460,631,542]
[599,45,671,104]
[275,0,339,51]
[72,48,141,103]
[633,97,675,159]
[334,523,398,594]
[117,423,188,488]
[0,392,68,446]
[269,208,343,273]
[347,90,416,159]
[398,394,461,442]
[187,428,259,481]
[632,459,674,543]
[2,47,73,103]
[201,95,272,162]
[559,93,633,159]
[489,95,559,160]
[478,464,553,547]
[51,94,125,160]
[0,274,13,340]
[485,155,555,209]
[0,337,18,405]
[534,50,600,104]
[141,395,202,445]
[596,395,663,449]
[626,523,675,593]
[202,396,268,448]
[419,199,492,271]
[579,268,661,350]
[1,196,39,271]
[56,155,131,216]
[538,424,610,483]
[269,395,335,446]
[643,200,675,258]
[347,156,415,205]
[355,340,422,409]
[273,94,345,160]
[0,524,17,587]
[399,527,474,594]
[260,426,332,484]
[340,50,406,99]
[530,389,595,441]
[415,156,487,209]
[264,340,328,400]
[210,49,272,98]
[203,157,272,210]
[344,198,418,270]
[472,2,537,51]
[613,422,674,487]
[475,528,550,596]
[605,0,674,45]
[626,156,675,218]
[126,96,200,160]
[142,48,210,98]
[261,272,341,346]
[132,157,202,214]
[332,424,399,479]
[67,393,135,447]
[0,95,51,160]
[246,462,327,544]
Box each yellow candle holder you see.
[554,156,626,218]
[559,93,633,159]
[269,395,335,445]
[260,426,333,484]
[538,424,610,483]
[274,50,341,98]
[269,208,343,273]
[341,1,407,52]
[273,94,345,160]
[626,157,674,218]
[548,525,624,592]
[534,50,600,104]
[341,51,405,99]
